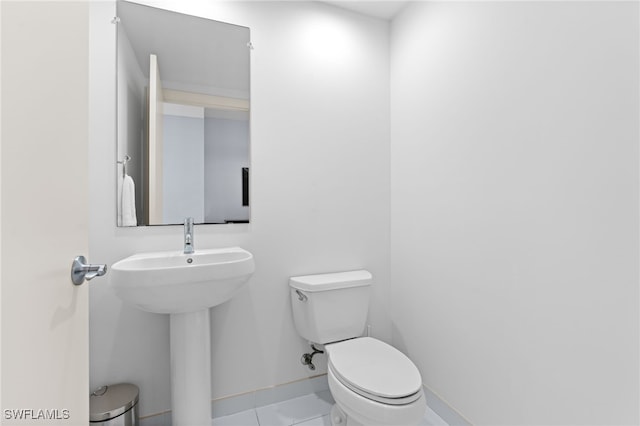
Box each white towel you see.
[121,174,137,226]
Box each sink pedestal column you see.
[170,309,211,426]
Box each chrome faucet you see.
[184,217,194,254]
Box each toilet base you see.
[328,365,426,426]
[331,404,359,426]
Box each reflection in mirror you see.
[116,1,250,226]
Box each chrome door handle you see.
[71,255,107,285]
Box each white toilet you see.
[290,270,426,426]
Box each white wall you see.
[204,116,250,223]
[89,1,390,417]
[390,2,639,424]
[163,111,206,224]
[117,24,146,225]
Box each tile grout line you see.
[253,407,260,426]
[291,413,327,426]
[210,391,444,426]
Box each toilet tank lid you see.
[289,270,372,292]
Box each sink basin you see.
[111,247,254,314]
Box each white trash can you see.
[90,383,139,426]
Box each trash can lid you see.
[90,383,139,422]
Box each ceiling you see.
[321,1,409,20]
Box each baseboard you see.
[212,374,329,417]
[423,384,473,426]
[140,377,469,426]
[139,410,171,426]
[139,374,329,425]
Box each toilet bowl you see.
[289,271,426,426]
[326,337,426,426]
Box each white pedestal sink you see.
[111,247,255,426]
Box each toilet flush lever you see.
[295,289,307,302]
[71,255,107,285]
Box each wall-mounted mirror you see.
[116,1,250,226]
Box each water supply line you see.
[301,344,324,371]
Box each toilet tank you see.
[289,270,372,344]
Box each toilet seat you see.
[326,337,423,406]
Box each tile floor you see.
[211,390,448,426]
